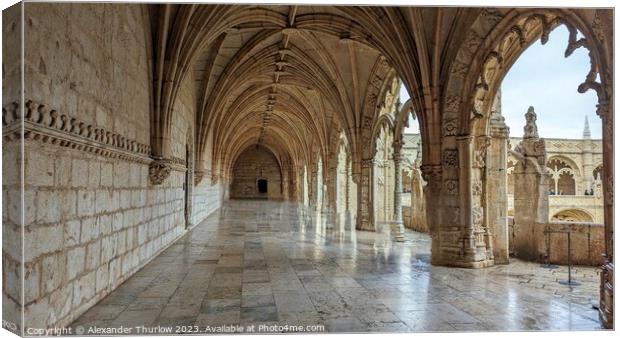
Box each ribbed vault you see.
[148,4,493,183]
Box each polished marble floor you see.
[71,200,603,333]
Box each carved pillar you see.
[420,164,443,262]
[456,136,494,267]
[344,159,350,214]
[355,159,374,231]
[309,167,317,210]
[488,112,510,264]
[512,107,549,262]
[281,166,289,201]
[347,159,358,225]
[390,140,405,241]
[326,159,337,213]
[321,166,330,213]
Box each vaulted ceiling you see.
[149,5,485,176]
[147,5,612,182]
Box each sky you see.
[403,25,601,139]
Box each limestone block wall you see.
[230,146,283,200]
[2,4,23,333]
[22,3,151,145]
[12,143,189,329]
[2,3,20,106]
[2,142,23,334]
[192,180,226,226]
[1,3,225,332]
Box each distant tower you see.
[583,116,591,139]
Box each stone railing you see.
[510,220,604,266]
[540,221,604,266]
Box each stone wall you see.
[2,142,23,334]
[192,180,226,226]
[1,3,225,332]
[14,143,189,329]
[511,221,604,266]
[230,146,283,200]
[23,3,151,145]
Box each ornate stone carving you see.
[444,179,458,196]
[462,31,483,56]
[523,106,539,139]
[443,119,458,136]
[194,170,205,185]
[472,206,483,226]
[513,107,548,167]
[509,26,526,47]
[420,165,442,184]
[480,8,504,26]
[591,10,606,43]
[361,159,374,168]
[450,60,468,77]
[442,149,459,167]
[3,100,152,163]
[472,179,482,196]
[445,96,460,114]
[473,137,490,169]
[149,159,172,185]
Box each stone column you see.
[488,111,510,264]
[355,159,374,231]
[281,165,289,201]
[390,140,405,241]
[420,164,443,262]
[457,135,486,265]
[325,160,337,213]
[309,167,317,210]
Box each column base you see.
[431,257,495,268]
[388,221,406,242]
[356,218,375,232]
[430,247,495,268]
[493,256,510,265]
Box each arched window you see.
[546,158,577,195]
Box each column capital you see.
[361,158,374,168]
[420,164,442,182]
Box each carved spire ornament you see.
[523,106,539,139]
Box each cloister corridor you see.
[2,3,613,334]
[69,200,601,333]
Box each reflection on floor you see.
[70,200,603,333]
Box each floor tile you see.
[71,200,605,333]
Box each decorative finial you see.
[523,106,539,139]
[583,115,591,139]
